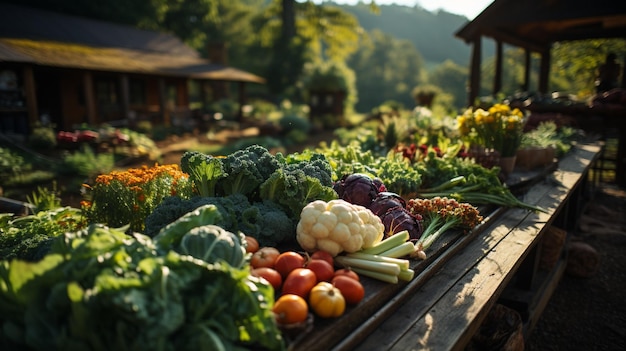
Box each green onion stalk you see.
[418,175,548,213]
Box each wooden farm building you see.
[0,3,265,135]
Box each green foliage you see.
[26,182,62,213]
[208,99,240,121]
[27,123,57,150]
[347,29,425,112]
[0,147,30,179]
[429,60,469,109]
[57,145,115,178]
[0,206,84,261]
[278,113,311,134]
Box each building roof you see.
[456,0,626,51]
[0,3,265,84]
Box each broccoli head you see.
[218,145,280,197]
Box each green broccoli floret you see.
[180,151,226,197]
[240,200,296,247]
[218,145,280,197]
[259,164,337,219]
[283,151,334,187]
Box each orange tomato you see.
[244,236,260,254]
[331,275,365,305]
[273,294,309,325]
[308,282,346,318]
[281,268,317,299]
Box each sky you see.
[321,0,494,20]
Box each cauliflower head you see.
[296,199,385,256]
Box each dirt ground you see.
[525,183,626,351]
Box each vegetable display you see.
[296,199,385,256]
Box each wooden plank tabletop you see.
[339,143,602,351]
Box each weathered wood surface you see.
[343,143,601,351]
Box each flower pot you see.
[468,146,500,169]
[499,156,517,175]
[516,146,556,170]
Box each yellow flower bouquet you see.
[457,103,526,158]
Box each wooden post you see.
[22,65,38,127]
[158,78,169,126]
[493,40,503,95]
[538,47,551,94]
[469,37,482,107]
[119,74,130,120]
[82,71,97,125]
[523,49,531,91]
[237,81,246,123]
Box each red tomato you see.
[250,247,280,269]
[251,267,282,291]
[244,236,260,254]
[310,250,334,267]
[331,275,365,304]
[306,259,335,283]
[333,268,360,282]
[274,251,305,278]
[281,268,317,299]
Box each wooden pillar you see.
[538,48,551,94]
[119,74,130,119]
[468,37,482,107]
[493,40,503,95]
[158,78,169,126]
[22,65,38,127]
[523,49,531,91]
[237,81,245,123]
[82,71,97,125]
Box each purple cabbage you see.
[369,192,406,216]
[379,206,423,240]
[333,173,382,208]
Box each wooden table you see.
[291,143,602,351]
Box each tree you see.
[347,29,426,112]
[429,60,469,109]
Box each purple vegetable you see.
[379,207,423,240]
[373,178,387,193]
[369,192,406,216]
[333,173,381,208]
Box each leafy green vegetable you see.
[152,204,223,249]
[179,225,247,268]
[0,207,84,261]
[181,151,227,197]
[0,224,285,351]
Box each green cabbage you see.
[178,225,246,268]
